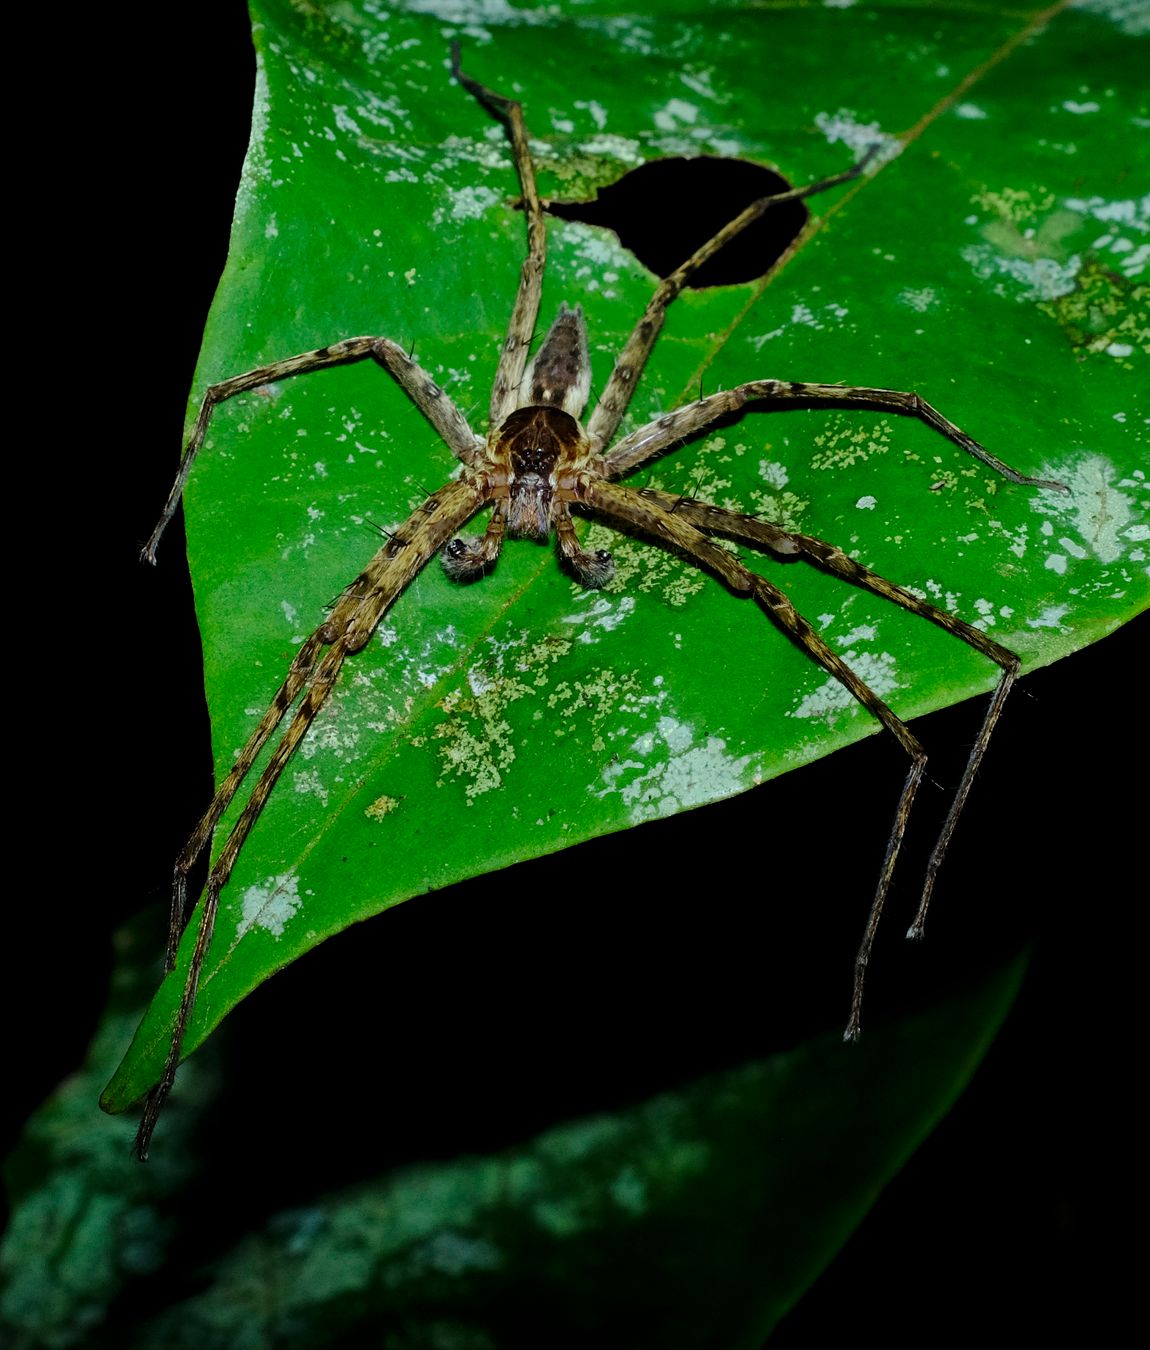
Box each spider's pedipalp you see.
[442,502,509,581]
[442,536,492,581]
[556,505,615,588]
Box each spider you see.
[130,49,1066,1158]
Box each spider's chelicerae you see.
[133,51,1066,1157]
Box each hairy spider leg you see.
[135,476,489,1158]
[586,151,881,451]
[454,45,882,464]
[141,338,485,566]
[134,55,550,1154]
[133,52,1067,1154]
[162,629,327,966]
[451,44,547,429]
[457,50,1059,969]
[631,488,1021,1032]
[604,379,1068,490]
[581,480,932,1038]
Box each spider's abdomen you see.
[521,302,591,416]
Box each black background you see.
[12,6,1142,1344]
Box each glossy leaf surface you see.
[106,0,1147,1109]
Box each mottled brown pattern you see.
[132,47,1066,1158]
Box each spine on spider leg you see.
[141,339,383,565]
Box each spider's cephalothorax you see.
[442,303,615,589]
[125,49,1067,1158]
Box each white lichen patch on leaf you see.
[575,133,646,166]
[814,109,900,166]
[1030,454,1144,565]
[290,614,467,792]
[596,715,757,825]
[562,593,638,643]
[235,873,302,942]
[1070,0,1150,38]
[962,242,1081,303]
[292,768,329,804]
[365,794,401,821]
[985,516,1031,561]
[899,287,938,312]
[432,630,574,800]
[374,618,465,688]
[546,666,647,753]
[1063,192,1149,279]
[1025,604,1072,631]
[573,99,609,132]
[788,301,851,331]
[435,183,503,224]
[652,97,699,131]
[809,415,894,472]
[790,650,899,723]
[961,189,1098,302]
[234,55,273,213]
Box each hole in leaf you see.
[546,157,809,288]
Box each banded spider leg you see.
[129,49,1065,1157]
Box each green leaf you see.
[8,921,1026,1348]
[105,0,1147,1111]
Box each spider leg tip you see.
[906,921,926,942]
[133,1115,156,1163]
